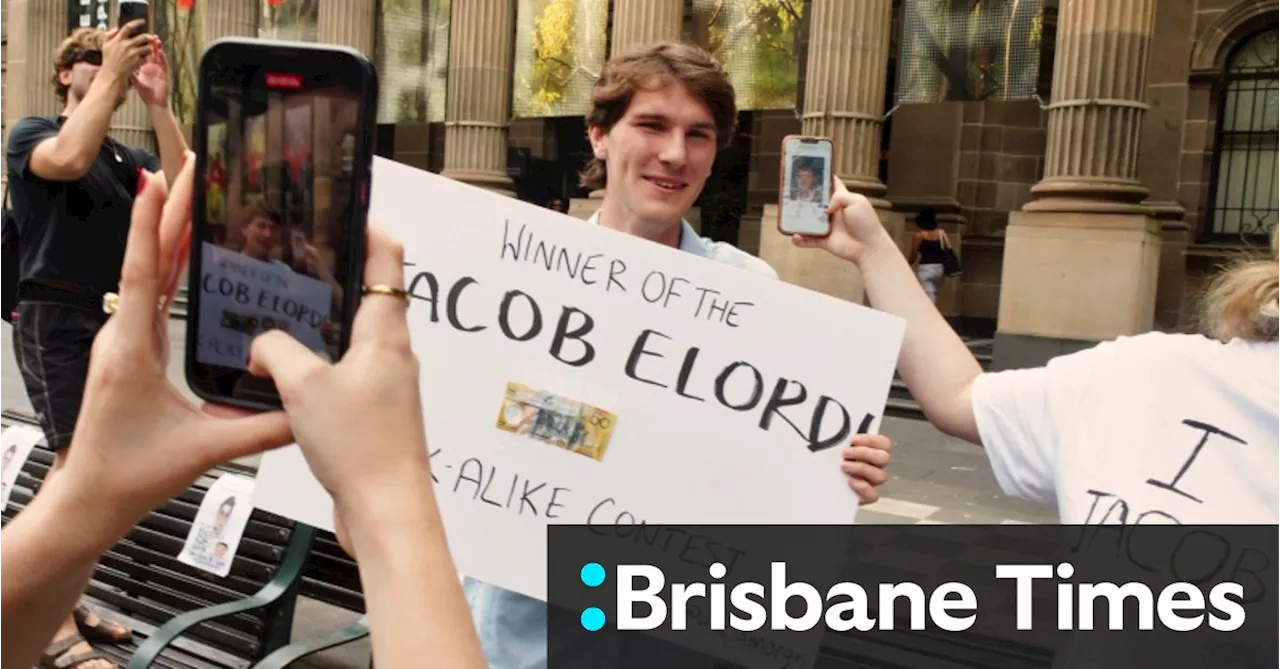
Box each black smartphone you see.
[186,38,378,411]
[118,0,149,36]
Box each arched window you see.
[1206,27,1278,245]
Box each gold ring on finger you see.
[363,284,410,301]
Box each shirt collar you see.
[585,211,711,259]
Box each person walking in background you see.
[906,208,948,304]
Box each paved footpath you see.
[2,319,1058,668]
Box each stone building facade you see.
[3,0,1276,369]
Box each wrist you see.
[853,229,902,267]
[34,473,125,560]
[94,70,129,95]
[334,468,437,525]
[336,473,446,552]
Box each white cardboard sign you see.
[252,157,906,600]
[195,244,333,370]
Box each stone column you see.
[440,0,515,196]
[610,0,682,54]
[995,0,1161,370]
[799,0,892,206]
[758,0,902,306]
[1136,1,1195,330]
[1024,0,1157,214]
[317,0,375,58]
[14,0,68,119]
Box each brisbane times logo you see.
[573,560,1249,634]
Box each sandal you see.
[73,605,133,645]
[38,632,117,669]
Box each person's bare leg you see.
[40,451,116,669]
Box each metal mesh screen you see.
[377,0,451,124]
[512,0,608,118]
[895,0,1046,104]
[690,0,806,111]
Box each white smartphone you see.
[777,135,835,237]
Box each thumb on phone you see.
[247,330,329,398]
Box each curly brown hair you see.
[51,28,108,103]
[579,41,737,191]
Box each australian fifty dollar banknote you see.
[496,381,617,462]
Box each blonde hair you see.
[52,28,106,103]
[1199,228,1279,343]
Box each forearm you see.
[0,480,109,668]
[339,477,486,669]
[53,74,126,173]
[148,103,189,187]
[857,230,984,443]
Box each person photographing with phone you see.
[4,18,188,669]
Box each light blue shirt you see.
[463,215,777,669]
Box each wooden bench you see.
[0,412,369,669]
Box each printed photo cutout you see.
[177,473,257,578]
[496,381,616,462]
[1,425,44,507]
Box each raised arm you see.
[248,228,486,669]
[2,163,294,669]
[793,178,984,443]
[28,24,153,181]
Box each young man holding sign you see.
[464,41,895,669]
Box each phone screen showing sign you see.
[190,62,363,405]
[780,138,833,236]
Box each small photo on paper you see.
[788,156,827,204]
[1,425,44,507]
[177,473,257,578]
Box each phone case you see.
[185,38,379,412]
[777,135,835,238]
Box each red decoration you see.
[177,0,194,9]
[268,0,287,6]
[245,152,266,188]
[284,146,311,183]
[207,157,226,188]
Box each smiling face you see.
[795,166,817,197]
[589,80,719,238]
[242,214,278,260]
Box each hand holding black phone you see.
[118,0,150,37]
[185,38,378,411]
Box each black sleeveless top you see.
[918,236,945,265]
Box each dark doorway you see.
[554,117,594,200]
[507,147,567,207]
[695,111,755,245]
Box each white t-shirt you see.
[972,331,1278,524]
[972,333,1278,667]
